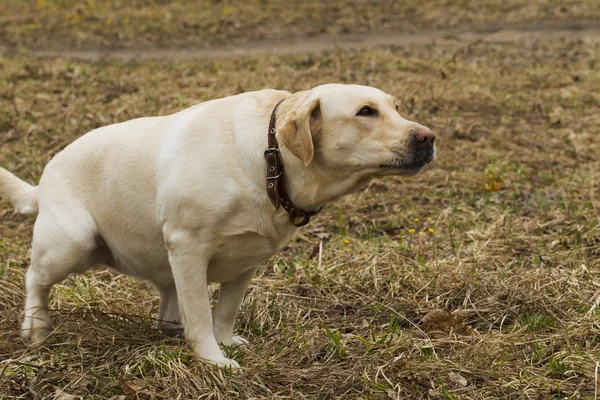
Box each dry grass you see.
[1,7,600,399]
[1,0,600,51]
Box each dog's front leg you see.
[213,266,258,347]
[164,229,239,369]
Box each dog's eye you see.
[356,106,378,117]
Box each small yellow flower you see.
[414,218,419,222]
[428,228,435,233]
[408,229,415,234]
[361,254,367,259]
[343,239,350,245]
[427,217,432,222]
[419,231,425,236]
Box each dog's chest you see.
[207,227,294,282]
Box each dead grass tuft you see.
[420,309,476,337]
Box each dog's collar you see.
[264,98,321,227]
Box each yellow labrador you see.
[0,84,435,368]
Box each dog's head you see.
[276,84,435,180]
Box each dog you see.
[0,84,435,368]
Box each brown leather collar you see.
[264,99,321,227]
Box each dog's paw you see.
[21,326,50,344]
[215,334,249,347]
[161,327,185,339]
[231,335,249,347]
[21,312,52,344]
[205,356,241,370]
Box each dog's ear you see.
[277,93,322,167]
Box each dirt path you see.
[23,19,600,61]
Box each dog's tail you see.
[0,167,39,215]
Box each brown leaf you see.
[118,378,145,395]
[448,372,468,387]
[54,390,80,400]
[72,376,91,389]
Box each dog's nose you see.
[413,127,436,146]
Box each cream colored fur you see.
[0,84,435,368]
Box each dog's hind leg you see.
[156,284,184,338]
[21,210,98,344]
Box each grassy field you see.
[1,2,600,399]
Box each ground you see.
[1,1,600,399]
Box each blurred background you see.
[1,0,598,50]
[1,1,599,399]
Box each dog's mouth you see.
[378,151,435,175]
